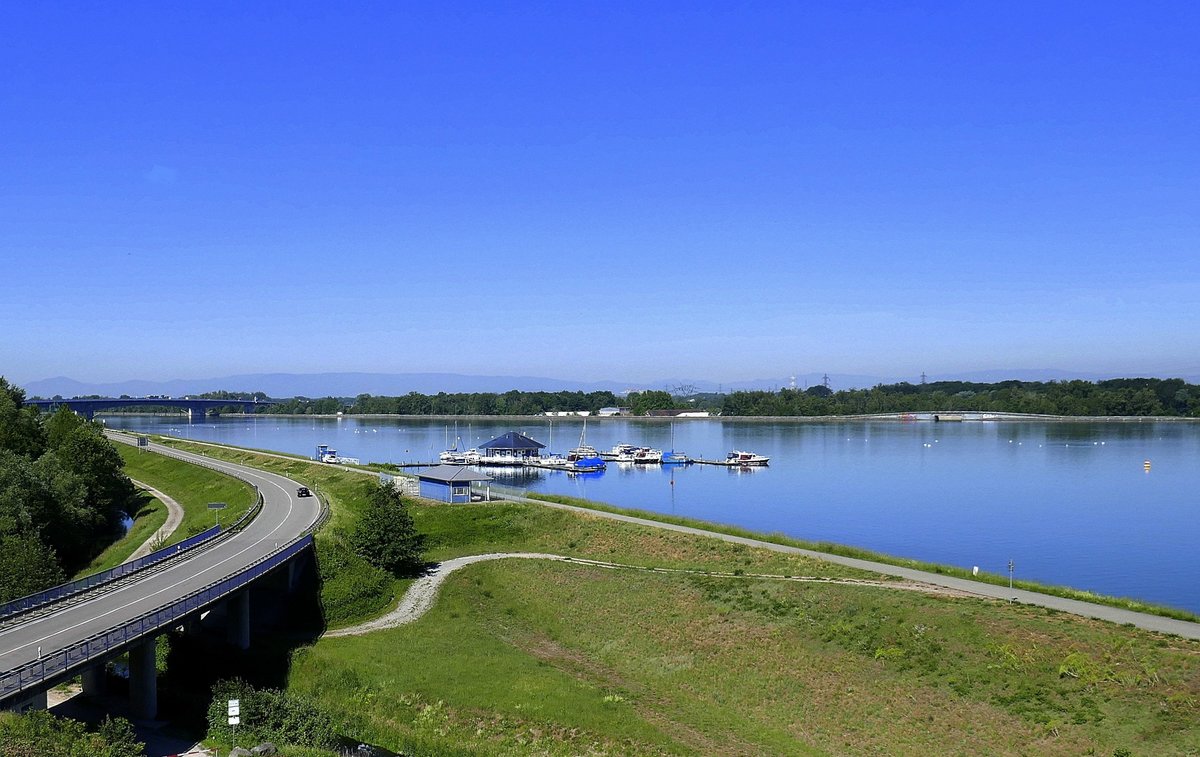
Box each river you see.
[103,414,1200,614]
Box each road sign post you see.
[228,698,240,748]
[208,502,227,528]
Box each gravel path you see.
[149,437,1200,640]
[323,553,974,637]
[125,478,185,561]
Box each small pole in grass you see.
[1008,559,1014,590]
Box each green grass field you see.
[148,438,1200,755]
[117,444,256,542]
[74,492,169,577]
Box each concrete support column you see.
[286,557,302,593]
[226,591,251,650]
[129,639,157,720]
[188,406,208,423]
[81,664,107,698]
[8,690,47,713]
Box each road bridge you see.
[0,434,324,718]
[26,397,277,423]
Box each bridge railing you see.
[0,533,314,703]
[0,465,264,626]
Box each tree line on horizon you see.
[166,378,1200,418]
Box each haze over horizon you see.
[3,4,1198,385]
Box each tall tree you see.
[350,481,425,576]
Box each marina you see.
[106,414,1200,614]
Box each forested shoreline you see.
[38,378,1200,419]
[0,378,139,603]
[198,378,1200,418]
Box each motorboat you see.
[726,450,769,466]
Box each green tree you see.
[350,481,425,575]
[0,533,64,602]
[628,390,675,415]
[44,404,86,450]
[0,377,45,458]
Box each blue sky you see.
[2,2,1198,386]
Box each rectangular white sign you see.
[228,715,240,726]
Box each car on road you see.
[296,486,311,497]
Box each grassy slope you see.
[528,494,1200,624]
[75,493,168,577]
[117,444,256,543]
[295,560,1200,755]
[158,438,1200,755]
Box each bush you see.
[207,679,339,749]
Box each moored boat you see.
[726,450,769,466]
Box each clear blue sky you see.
[3,2,1198,386]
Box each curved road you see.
[0,435,321,677]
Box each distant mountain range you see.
[18,369,1200,400]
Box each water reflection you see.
[104,414,1200,613]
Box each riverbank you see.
[101,410,1200,423]
[150,434,1200,627]
[132,436,1200,754]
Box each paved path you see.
[153,437,1200,641]
[126,479,185,562]
[325,553,975,637]
[514,496,1200,640]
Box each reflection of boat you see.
[726,450,769,466]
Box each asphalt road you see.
[0,435,321,679]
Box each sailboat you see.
[566,418,606,469]
[439,422,480,464]
[661,422,690,464]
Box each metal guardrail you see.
[0,433,328,704]
[0,534,315,702]
[0,524,222,623]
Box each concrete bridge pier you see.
[226,590,251,650]
[81,664,107,698]
[187,406,209,423]
[129,638,157,720]
[7,690,47,713]
[287,556,304,592]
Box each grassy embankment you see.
[71,444,257,581]
[73,444,256,578]
[75,494,168,577]
[527,492,1200,624]
[153,437,1200,756]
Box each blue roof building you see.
[478,431,545,458]
[416,465,494,503]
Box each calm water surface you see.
[105,415,1200,613]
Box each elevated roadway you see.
[0,433,322,715]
